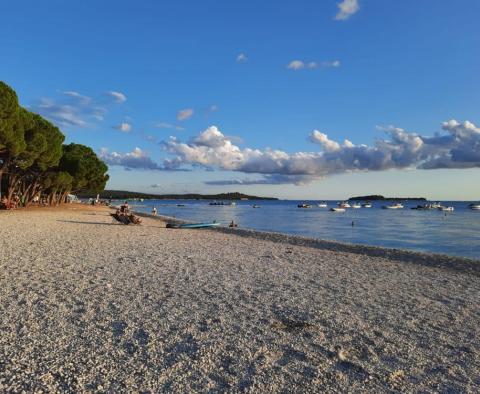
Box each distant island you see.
[79,190,278,201]
[349,195,427,201]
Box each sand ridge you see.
[0,206,479,392]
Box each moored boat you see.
[383,203,404,209]
[362,202,372,208]
[337,201,351,208]
[317,201,328,208]
[330,207,346,212]
[351,203,361,209]
[469,203,480,210]
[298,203,312,208]
[438,206,454,211]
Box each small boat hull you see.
[330,208,346,212]
[168,222,221,229]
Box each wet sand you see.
[0,205,478,392]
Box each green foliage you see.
[0,80,109,204]
[0,81,25,158]
[60,143,109,194]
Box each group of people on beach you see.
[1,194,22,209]
[112,202,142,225]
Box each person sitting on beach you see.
[129,214,142,224]
[1,196,10,210]
[120,201,130,214]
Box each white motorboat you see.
[252,204,260,208]
[351,203,361,209]
[469,203,480,210]
[330,207,346,212]
[337,201,351,208]
[362,202,372,208]
[438,206,454,211]
[383,203,404,209]
[317,201,328,208]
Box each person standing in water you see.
[152,206,157,215]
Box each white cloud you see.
[159,120,480,184]
[155,122,185,131]
[335,0,360,21]
[30,89,128,129]
[321,60,341,67]
[99,147,162,170]
[236,53,248,63]
[62,91,91,104]
[177,108,194,121]
[151,183,161,188]
[31,98,90,128]
[287,60,340,71]
[106,91,127,103]
[287,60,305,70]
[113,122,132,133]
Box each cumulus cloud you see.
[335,0,360,21]
[287,60,340,70]
[99,147,190,172]
[287,60,306,70]
[159,121,480,184]
[106,91,127,103]
[177,108,194,121]
[99,147,163,170]
[236,53,248,63]
[113,122,132,133]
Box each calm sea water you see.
[125,199,480,260]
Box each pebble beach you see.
[0,205,479,392]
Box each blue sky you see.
[1,0,479,199]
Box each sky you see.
[1,0,479,200]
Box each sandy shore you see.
[0,206,478,392]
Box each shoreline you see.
[134,210,480,275]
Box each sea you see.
[123,199,480,260]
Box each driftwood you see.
[110,213,142,225]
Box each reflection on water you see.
[129,200,480,260]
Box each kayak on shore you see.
[166,222,220,229]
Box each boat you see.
[337,201,351,208]
[317,201,328,208]
[167,222,221,229]
[209,201,236,206]
[362,202,372,208]
[298,203,311,208]
[438,206,454,211]
[351,203,361,209]
[383,203,404,209]
[469,203,480,210]
[252,204,260,208]
[330,207,346,212]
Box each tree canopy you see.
[0,81,109,207]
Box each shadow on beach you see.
[57,220,118,226]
